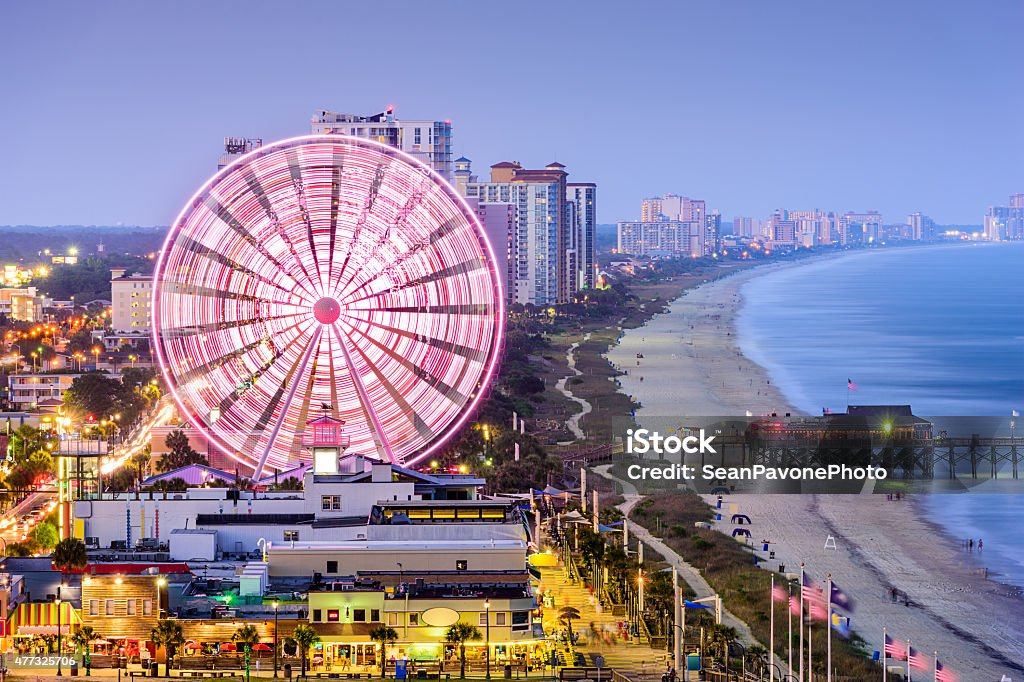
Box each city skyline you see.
[2,0,1022,227]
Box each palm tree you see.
[291,623,320,678]
[369,625,398,678]
[558,606,582,647]
[232,624,261,666]
[151,619,184,676]
[71,625,100,676]
[52,538,89,573]
[444,622,481,678]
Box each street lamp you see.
[484,600,491,680]
[57,583,64,676]
[157,577,167,617]
[273,601,280,678]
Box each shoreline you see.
[602,252,1024,677]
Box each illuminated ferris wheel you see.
[152,135,504,477]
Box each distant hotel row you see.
[618,193,1024,256]
[219,107,597,307]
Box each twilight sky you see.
[1,0,1021,226]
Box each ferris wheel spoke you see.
[161,280,298,308]
[369,303,493,316]
[340,322,436,451]
[285,150,326,294]
[241,167,324,300]
[343,318,468,406]
[160,311,307,340]
[204,196,320,301]
[339,257,487,307]
[330,322,396,464]
[175,315,306,386]
[337,314,490,364]
[333,215,462,303]
[249,325,323,480]
[325,149,345,288]
[171,232,308,303]
[333,161,391,291]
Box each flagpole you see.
[933,651,937,682]
[907,640,912,682]
[799,564,805,682]
[788,581,793,680]
[808,621,812,680]
[882,627,886,682]
[770,574,775,682]
[673,566,681,677]
[826,574,832,682]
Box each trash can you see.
[70,661,79,677]
[284,663,292,678]
[150,661,159,677]
[417,669,427,679]
[504,665,512,679]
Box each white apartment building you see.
[110,268,153,333]
[311,107,454,181]
[7,372,82,410]
[617,220,705,256]
[567,183,598,290]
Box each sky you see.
[1,0,1021,227]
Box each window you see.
[284,531,299,541]
[371,609,380,622]
[479,612,487,626]
[321,495,342,511]
[313,609,322,622]
[388,613,400,626]
[455,560,468,571]
[495,612,506,626]
[89,599,98,616]
[327,561,338,573]
[353,609,366,622]
[127,600,136,616]
[105,599,115,615]
[327,609,340,622]
[408,613,419,626]
[143,600,153,616]
[511,611,530,631]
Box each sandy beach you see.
[606,263,800,420]
[605,259,1024,679]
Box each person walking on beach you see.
[978,538,983,551]
[969,539,974,551]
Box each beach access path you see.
[592,465,785,666]
[555,332,593,443]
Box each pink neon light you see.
[152,135,505,473]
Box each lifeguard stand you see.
[302,409,352,475]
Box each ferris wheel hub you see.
[312,297,342,325]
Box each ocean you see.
[735,241,1024,586]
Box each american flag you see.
[884,634,906,660]
[847,378,858,391]
[908,646,927,670]
[772,583,788,603]
[788,594,800,616]
[802,572,825,605]
[935,658,955,682]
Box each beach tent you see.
[563,511,584,520]
[543,485,573,497]
[731,528,751,538]
[731,514,752,525]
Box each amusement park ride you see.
[149,135,505,479]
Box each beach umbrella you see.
[185,642,202,651]
[252,643,272,651]
[220,643,237,652]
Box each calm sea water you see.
[736,241,1024,586]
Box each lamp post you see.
[273,600,280,678]
[57,584,64,676]
[484,600,491,680]
[157,577,167,618]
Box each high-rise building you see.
[462,160,595,306]
[567,183,598,290]
[906,212,936,241]
[984,194,1024,241]
[705,211,722,253]
[111,268,153,333]
[217,137,263,170]
[617,221,704,257]
[840,211,883,245]
[644,194,705,223]
[637,194,708,255]
[733,216,757,237]
[311,106,454,181]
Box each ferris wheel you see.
[152,135,504,477]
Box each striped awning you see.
[9,602,80,636]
